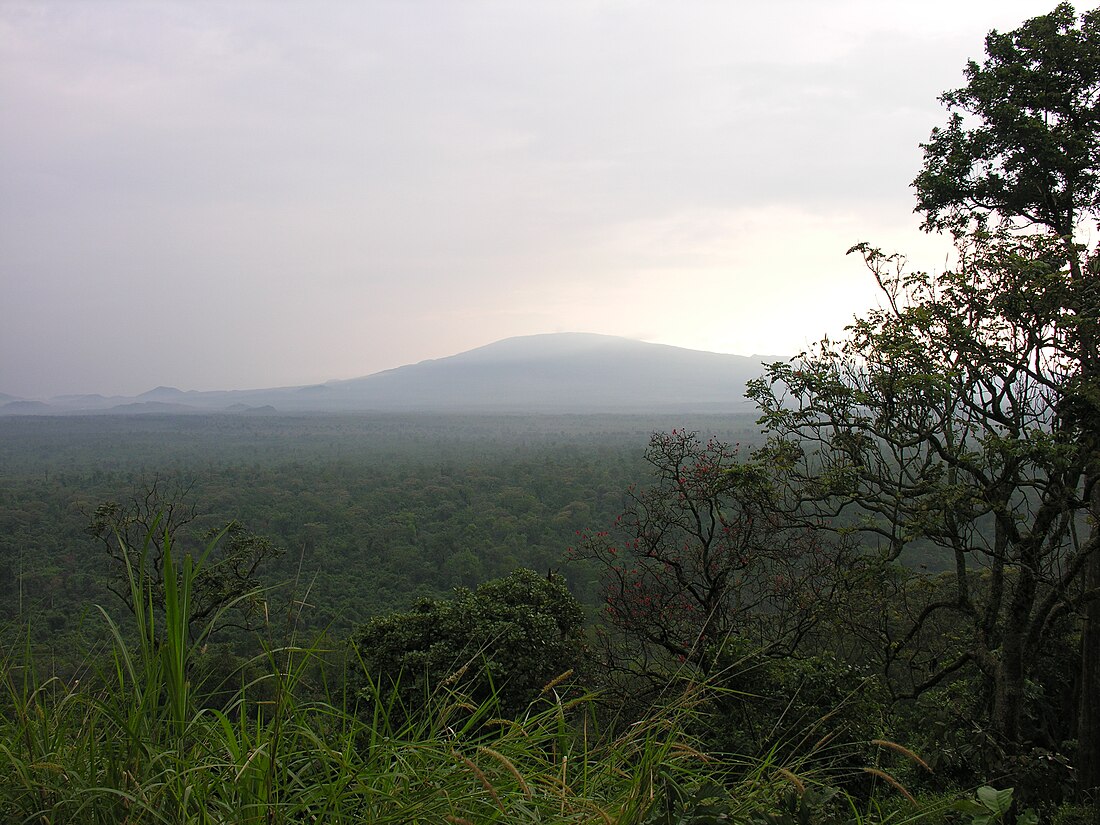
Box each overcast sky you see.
[1,0,1085,398]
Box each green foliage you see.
[1051,803,1099,825]
[749,787,843,825]
[1,412,733,645]
[913,2,1100,235]
[0,528,868,825]
[575,430,854,682]
[0,441,1019,825]
[951,786,1038,825]
[751,223,1094,782]
[699,645,887,782]
[87,480,282,643]
[754,3,1100,805]
[353,568,587,718]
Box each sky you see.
[1,0,1088,399]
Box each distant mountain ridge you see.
[1,333,785,415]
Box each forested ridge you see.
[4,5,1100,823]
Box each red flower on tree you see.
[573,429,852,676]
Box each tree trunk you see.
[994,630,1026,754]
[1077,525,1100,804]
[1072,237,1100,807]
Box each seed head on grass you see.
[440,662,470,688]
[772,766,805,795]
[476,745,531,799]
[580,798,615,824]
[540,670,574,695]
[863,766,916,804]
[453,750,505,814]
[871,739,932,772]
[669,743,710,762]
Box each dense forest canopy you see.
[0,413,762,640]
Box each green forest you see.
[3,4,1100,823]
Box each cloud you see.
[0,0,1073,396]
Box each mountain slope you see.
[3,334,784,414]
[322,333,777,412]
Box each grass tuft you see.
[0,519,971,824]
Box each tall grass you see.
[0,525,949,824]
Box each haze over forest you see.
[0,333,777,414]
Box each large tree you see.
[353,569,586,718]
[572,431,883,771]
[915,2,1100,798]
[572,430,851,684]
[753,3,1100,798]
[88,479,282,643]
[751,232,1091,760]
[913,2,1100,241]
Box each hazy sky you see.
[1,0,1084,398]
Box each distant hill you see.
[323,333,778,412]
[107,401,208,415]
[137,386,188,401]
[1,334,786,415]
[1,400,52,414]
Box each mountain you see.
[137,386,188,401]
[0,334,785,415]
[1,399,52,414]
[323,333,777,412]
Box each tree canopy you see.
[87,480,282,643]
[751,2,1100,801]
[573,430,850,683]
[913,2,1100,237]
[353,569,586,718]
